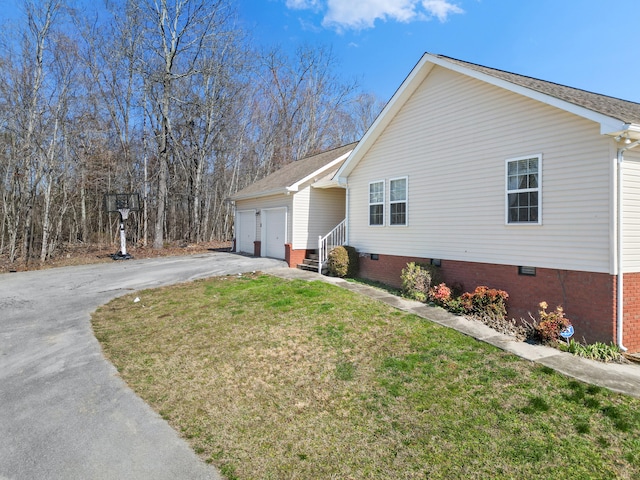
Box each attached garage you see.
[229,143,355,266]
[236,210,256,255]
[261,207,287,259]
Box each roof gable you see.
[337,53,640,180]
[432,54,640,131]
[231,143,356,201]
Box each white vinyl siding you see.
[622,149,640,272]
[369,181,384,226]
[389,177,408,226]
[292,186,345,249]
[347,66,613,273]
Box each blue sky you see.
[1,0,637,104]
[238,0,640,103]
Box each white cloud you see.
[285,0,464,31]
[421,0,464,21]
[285,0,321,9]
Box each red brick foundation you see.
[285,244,309,268]
[623,273,640,352]
[253,241,261,257]
[358,253,640,351]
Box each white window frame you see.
[389,176,408,226]
[368,180,385,226]
[505,154,542,225]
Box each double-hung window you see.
[369,181,384,226]
[506,155,541,224]
[389,177,408,226]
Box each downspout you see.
[345,182,350,245]
[616,138,640,351]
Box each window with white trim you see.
[369,180,384,226]
[506,155,541,224]
[389,177,407,226]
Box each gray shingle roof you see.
[231,143,356,200]
[435,54,640,125]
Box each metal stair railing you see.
[318,219,347,273]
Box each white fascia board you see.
[335,54,435,179]
[619,123,640,139]
[602,123,640,140]
[288,149,354,192]
[231,188,288,202]
[423,55,626,136]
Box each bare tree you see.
[249,44,358,179]
[0,0,63,264]
[0,0,381,262]
[130,0,235,249]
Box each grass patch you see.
[346,276,402,296]
[92,274,640,479]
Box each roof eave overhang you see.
[230,188,289,202]
[289,149,354,191]
[312,178,344,189]
[231,148,354,201]
[608,123,640,140]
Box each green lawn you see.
[92,274,640,479]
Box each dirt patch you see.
[0,240,233,274]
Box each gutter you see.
[616,138,640,351]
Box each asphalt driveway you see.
[0,253,286,480]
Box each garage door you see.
[262,208,287,259]
[236,210,256,254]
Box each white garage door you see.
[236,210,256,254]
[262,208,287,259]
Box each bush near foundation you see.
[401,262,442,302]
[461,285,509,320]
[534,302,571,345]
[327,245,359,278]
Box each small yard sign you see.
[560,324,574,345]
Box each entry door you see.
[236,210,256,254]
[262,208,287,259]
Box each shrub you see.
[327,246,348,277]
[461,286,509,320]
[327,245,359,278]
[561,339,623,363]
[430,283,452,305]
[534,302,572,344]
[401,262,441,302]
[344,246,359,278]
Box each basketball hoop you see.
[105,193,140,260]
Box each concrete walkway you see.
[267,267,640,400]
[0,253,287,480]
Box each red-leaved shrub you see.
[535,302,572,344]
[461,286,509,320]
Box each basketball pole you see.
[119,213,127,256]
[105,193,138,261]
[116,208,131,260]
